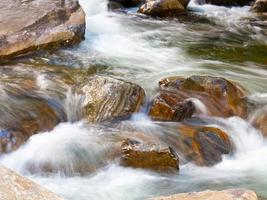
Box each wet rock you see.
[174,124,232,166]
[0,64,77,153]
[205,0,252,6]
[0,0,85,60]
[120,139,179,171]
[75,75,145,123]
[0,165,64,200]
[149,91,195,121]
[109,0,144,7]
[251,0,267,12]
[151,188,258,200]
[250,105,267,136]
[149,76,247,121]
[138,0,189,17]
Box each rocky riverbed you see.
[0,0,267,199]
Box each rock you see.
[0,0,85,60]
[251,0,267,12]
[205,0,252,6]
[0,63,78,154]
[120,139,179,171]
[75,75,145,123]
[109,0,144,7]
[0,165,64,200]
[173,124,232,166]
[250,105,267,136]
[149,92,195,121]
[151,188,258,200]
[149,76,247,121]
[138,0,189,17]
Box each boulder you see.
[0,63,77,154]
[251,0,267,12]
[75,76,145,123]
[149,92,195,121]
[205,0,252,6]
[151,188,258,200]
[0,0,85,60]
[120,139,179,172]
[149,76,247,121]
[138,0,189,17]
[171,124,233,166]
[0,165,64,200]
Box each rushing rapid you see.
[1,0,267,199]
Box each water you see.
[1,0,267,199]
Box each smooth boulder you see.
[0,165,64,200]
[138,0,189,17]
[151,188,258,200]
[0,0,85,60]
[75,76,145,123]
[149,76,247,121]
[120,139,179,172]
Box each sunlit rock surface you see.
[0,165,64,200]
[0,0,85,60]
[151,189,258,200]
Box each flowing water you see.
[1,0,267,199]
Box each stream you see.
[1,0,267,199]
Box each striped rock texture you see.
[76,76,145,122]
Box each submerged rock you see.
[120,139,179,172]
[251,0,267,12]
[0,165,64,200]
[175,124,233,166]
[75,76,145,123]
[0,64,77,153]
[0,0,85,60]
[138,0,189,17]
[149,76,247,121]
[151,188,258,200]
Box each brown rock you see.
[149,76,247,121]
[0,165,64,200]
[138,0,189,17]
[0,0,85,60]
[76,76,145,123]
[149,91,195,121]
[120,139,179,172]
[174,124,232,166]
[251,0,267,12]
[250,105,267,136]
[151,188,258,200]
[0,63,76,154]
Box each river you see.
[1,0,267,199]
